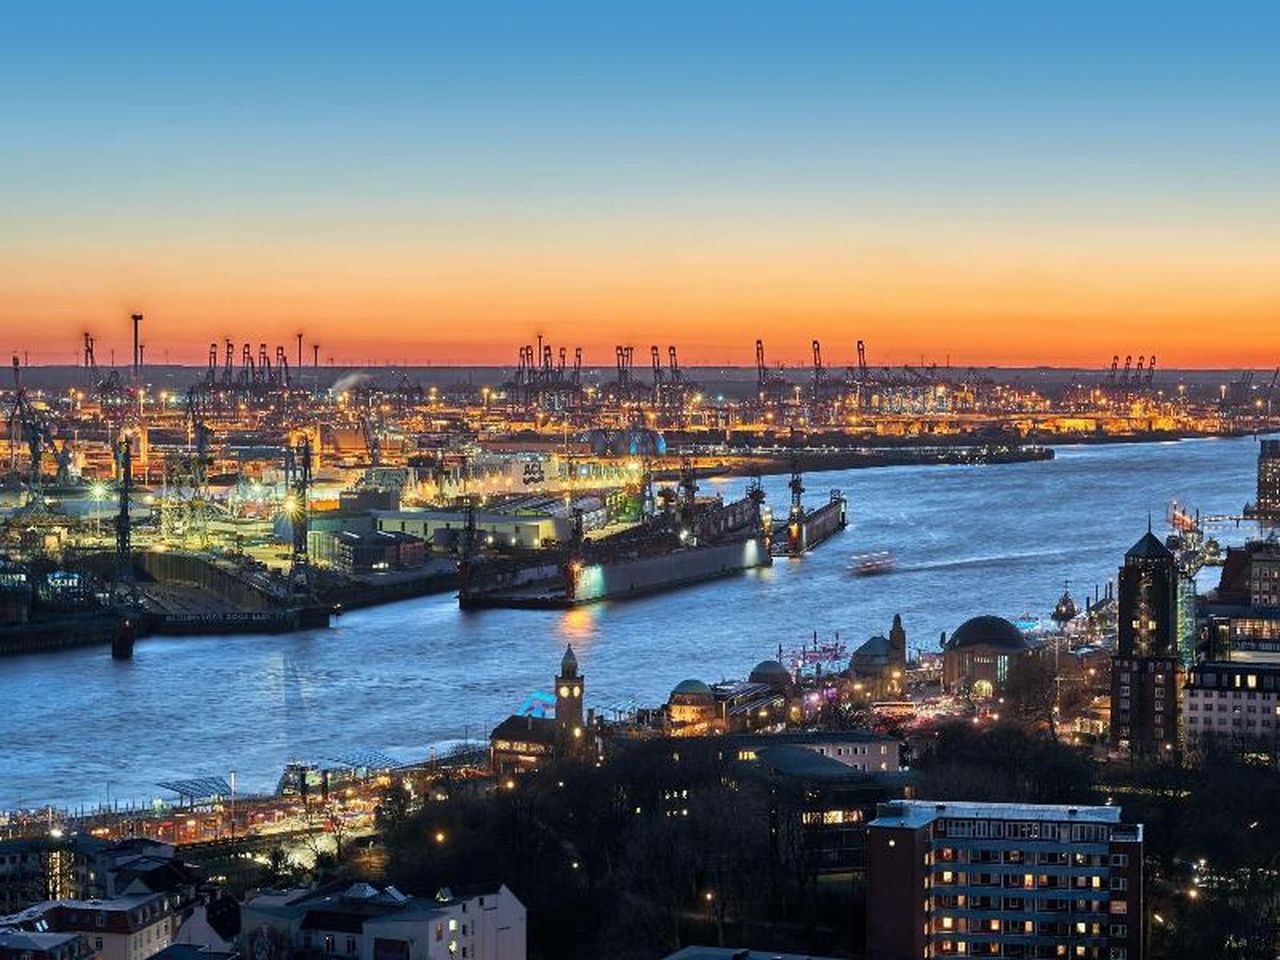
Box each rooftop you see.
[0,931,83,952]
[663,948,844,960]
[871,800,1126,830]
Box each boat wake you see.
[897,548,1085,573]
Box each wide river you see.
[0,436,1266,811]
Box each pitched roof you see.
[1127,530,1173,561]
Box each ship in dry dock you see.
[458,464,772,608]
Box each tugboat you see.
[1051,581,1078,626]
[849,552,896,576]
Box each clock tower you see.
[555,644,585,750]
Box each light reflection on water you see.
[0,436,1263,810]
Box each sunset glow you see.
[4,2,1278,367]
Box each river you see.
[0,436,1265,811]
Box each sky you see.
[2,1,1278,368]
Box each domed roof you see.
[671,678,714,699]
[749,660,792,685]
[947,615,1028,653]
[561,644,578,674]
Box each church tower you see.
[555,644,585,750]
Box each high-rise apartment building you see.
[867,800,1144,960]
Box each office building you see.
[867,800,1144,960]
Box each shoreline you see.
[0,431,1264,657]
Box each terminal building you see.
[867,800,1144,960]
[665,660,793,736]
[941,615,1030,697]
[489,646,590,776]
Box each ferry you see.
[849,551,896,576]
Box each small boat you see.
[850,551,896,576]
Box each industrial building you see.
[373,510,564,551]
[866,800,1144,960]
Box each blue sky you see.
[2,1,1278,365]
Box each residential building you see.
[662,950,843,960]
[1256,439,1280,520]
[867,800,1144,960]
[0,837,111,915]
[736,743,909,876]
[1110,528,1182,757]
[0,930,95,960]
[726,730,900,774]
[240,881,524,960]
[2,892,181,960]
[1184,660,1280,759]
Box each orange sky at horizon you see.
[5,220,1279,369]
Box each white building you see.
[1184,661,1280,754]
[1,893,179,960]
[241,882,524,960]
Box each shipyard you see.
[2,319,1277,655]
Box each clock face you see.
[559,686,570,697]
[572,686,580,696]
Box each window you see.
[1111,854,1129,867]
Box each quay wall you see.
[0,615,124,656]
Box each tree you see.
[1004,651,1059,737]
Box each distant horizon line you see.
[8,360,1274,375]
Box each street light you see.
[90,482,107,542]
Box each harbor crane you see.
[755,339,788,404]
